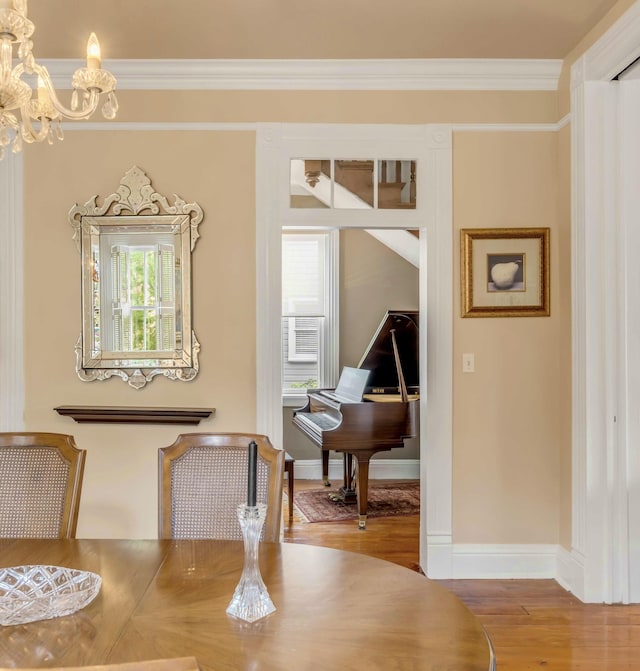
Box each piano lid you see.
[357,310,419,395]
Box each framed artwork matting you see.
[460,227,550,318]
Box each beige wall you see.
[339,230,419,371]
[24,131,256,538]
[452,132,565,543]
[111,90,558,125]
[13,0,638,554]
[20,87,568,544]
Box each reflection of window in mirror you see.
[70,166,202,389]
[100,233,176,352]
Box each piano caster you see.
[358,515,367,530]
[323,479,331,487]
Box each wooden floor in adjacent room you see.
[283,479,640,671]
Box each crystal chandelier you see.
[0,0,117,159]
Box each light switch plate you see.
[462,353,475,373]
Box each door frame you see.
[0,154,24,431]
[255,123,453,575]
[570,1,640,602]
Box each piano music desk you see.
[363,393,420,402]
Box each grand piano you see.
[292,310,419,529]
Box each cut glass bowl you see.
[0,565,101,626]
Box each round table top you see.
[0,538,493,671]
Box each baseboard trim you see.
[293,458,420,481]
[293,461,580,588]
[448,543,559,579]
[555,546,585,599]
[424,541,586,585]
[424,534,453,579]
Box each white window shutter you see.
[111,245,131,351]
[282,232,335,395]
[288,316,320,362]
[157,244,176,350]
[282,236,324,317]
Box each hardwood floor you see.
[282,478,420,570]
[439,578,640,670]
[283,479,640,670]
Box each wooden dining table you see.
[0,539,494,671]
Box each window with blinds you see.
[282,232,335,397]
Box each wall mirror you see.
[69,166,203,389]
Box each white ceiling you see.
[29,0,620,61]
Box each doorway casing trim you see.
[569,0,640,603]
[0,155,24,431]
[254,123,453,576]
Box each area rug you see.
[293,481,420,523]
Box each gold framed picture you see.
[460,227,550,318]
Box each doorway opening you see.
[256,123,452,576]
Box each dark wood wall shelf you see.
[54,406,215,425]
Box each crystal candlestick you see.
[226,503,276,623]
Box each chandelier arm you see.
[31,64,101,120]
[0,112,18,131]
[18,107,49,143]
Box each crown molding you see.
[572,0,640,86]
[43,58,562,91]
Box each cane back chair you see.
[158,433,284,542]
[0,432,86,539]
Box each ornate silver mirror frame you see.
[69,166,202,389]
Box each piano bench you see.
[284,452,295,519]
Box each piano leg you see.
[354,455,372,530]
[322,450,331,487]
[337,453,357,504]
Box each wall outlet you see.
[462,353,475,373]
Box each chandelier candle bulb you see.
[37,76,48,104]
[86,33,101,70]
[247,440,257,507]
